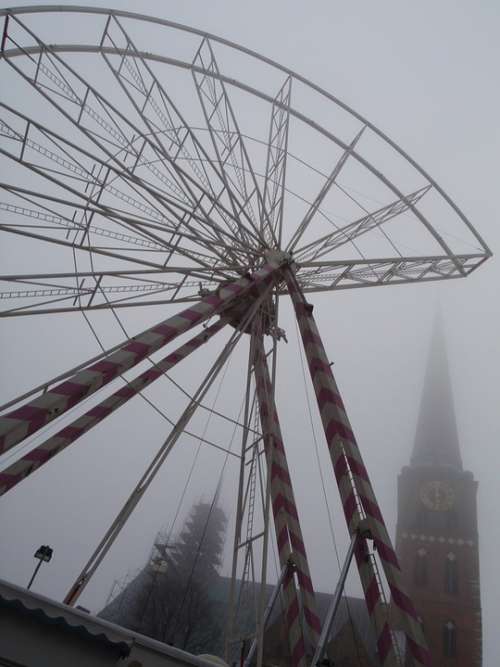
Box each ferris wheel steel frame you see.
[0,6,491,667]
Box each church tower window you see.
[445,552,459,595]
[443,620,457,657]
[414,548,428,587]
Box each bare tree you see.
[101,501,227,654]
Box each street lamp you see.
[27,545,53,590]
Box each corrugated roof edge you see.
[0,596,132,657]
[0,577,225,666]
[0,577,132,657]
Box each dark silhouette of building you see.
[395,319,482,665]
[101,567,380,665]
[100,501,227,655]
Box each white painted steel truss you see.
[0,6,491,667]
[0,6,490,320]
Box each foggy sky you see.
[0,1,499,664]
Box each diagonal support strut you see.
[285,267,430,666]
[253,329,321,666]
[0,318,227,497]
[0,260,285,455]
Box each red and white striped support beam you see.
[320,432,399,664]
[285,268,430,667]
[0,260,284,455]
[0,318,226,497]
[253,334,321,666]
[355,534,400,665]
[319,423,399,664]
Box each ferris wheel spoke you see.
[0,266,229,288]
[0,205,223,280]
[0,156,179,254]
[1,26,191,206]
[0,169,239,273]
[0,197,228,264]
[0,276,224,318]
[98,15,252,257]
[295,185,431,262]
[0,218,238,292]
[262,77,292,247]
[1,18,249,261]
[287,126,365,253]
[294,253,483,293]
[0,289,97,317]
[0,267,226,316]
[192,38,267,249]
[0,105,243,265]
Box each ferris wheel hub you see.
[263,249,293,267]
[223,292,277,336]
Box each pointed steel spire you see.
[411,312,463,470]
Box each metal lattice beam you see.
[262,77,291,247]
[192,37,267,250]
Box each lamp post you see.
[27,545,53,590]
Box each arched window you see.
[414,548,428,587]
[445,552,459,595]
[443,620,457,657]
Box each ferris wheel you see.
[0,7,491,667]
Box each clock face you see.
[419,481,455,511]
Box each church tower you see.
[395,319,482,666]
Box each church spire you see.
[411,314,463,470]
